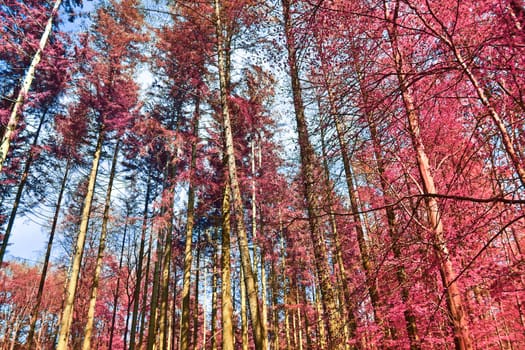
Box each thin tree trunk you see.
[285,307,292,350]
[202,263,207,350]
[314,284,327,350]
[214,1,265,348]
[367,116,421,349]
[281,1,344,347]
[56,127,105,350]
[328,80,384,336]
[251,140,269,346]
[0,0,62,174]
[240,268,249,350]
[156,160,177,350]
[158,218,173,350]
[146,229,164,350]
[300,287,312,350]
[139,216,155,350]
[180,97,200,350]
[211,241,218,350]
[318,99,356,347]
[385,3,472,348]
[82,140,120,350]
[109,205,131,349]
[192,233,202,349]
[270,262,280,350]
[221,183,234,350]
[26,158,70,348]
[130,172,152,350]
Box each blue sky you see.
[8,218,47,263]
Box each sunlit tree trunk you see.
[158,207,174,350]
[146,228,164,350]
[250,140,269,347]
[314,284,327,349]
[270,263,280,350]
[281,0,343,347]
[82,140,120,350]
[130,171,152,350]
[300,287,313,350]
[0,0,62,174]
[56,127,105,350]
[211,242,218,350]
[285,306,292,350]
[214,1,265,348]
[240,268,249,350]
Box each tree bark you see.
[82,140,120,350]
[56,127,104,350]
[281,0,344,347]
[0,0,62,174]
[221,182,234,350]
[192,231,202,349]
[367,116,421,349]
[385,2,473,348]
[108,201,131,349]
[214,1,265,348]
[129,171,152,350]
[180,97,200,350]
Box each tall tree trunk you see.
[221,182,234,350]
[280,1,343,347]
[270,262,280,350]
[318,99,357,347]
[129,172,152,350]
[82,140,120,350]
[26,158,70,348]
[158,213,173,350]
[314,283,327,350]
[108,204,131,349]
[327,76,385,337]
[56,127,105,350]
[211,239,218,350]
[240,268,249,350]
[251,140,269,346]
[0,0,62,174]
[180,97,200,350]
[214,1,265,348]
[139,219,155,350]
[192,231,202,349]
[385,2,472,349]
[367,116,421,349]
[146,227,164,350]
[156,160,178,350]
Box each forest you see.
[0,0,524,349]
